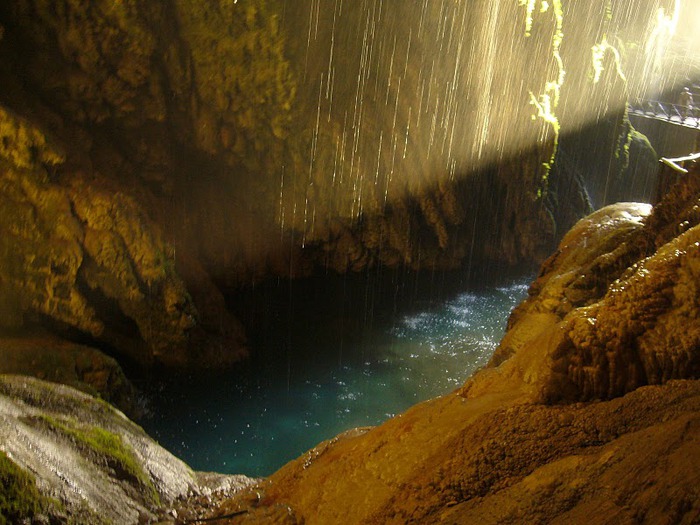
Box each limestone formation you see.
[0,0,618,285]
[0,107,206,367]
[485,169,700,402]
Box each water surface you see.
[142,273,529,477]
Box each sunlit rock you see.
[552,220,700,400]
[480,170,700,402]
[488,202,652,367]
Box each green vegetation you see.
[0,450,50,524]
[39,415,160,507]
[591,36,626,84]
[615,121,656,175]
[520,0,565,197]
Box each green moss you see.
[39,415,160,507]
[0,450,51,524]
[520,0,565,198]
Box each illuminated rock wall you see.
[0,1,670,366]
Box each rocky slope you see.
[0,374,256,524]
[199,165,700,524]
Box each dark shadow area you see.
[227,264,529,363]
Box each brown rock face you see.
[555,222,700,400]
[488,170,700,402]
[0,334,136,413]
[0,0,572,281]
[0,108,216,367]
[203,168,700,524]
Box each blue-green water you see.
[141,274,529,477]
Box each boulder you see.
[0,374,256,524]
[0,334,136,414]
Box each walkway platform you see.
[629,100,700,129]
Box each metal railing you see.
[629,99,700,129]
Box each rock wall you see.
[0,107,235,368]
[0,1,668,370]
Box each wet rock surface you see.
[0,374,256,524]
[205,382,699,525]
[485,169,700,402]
